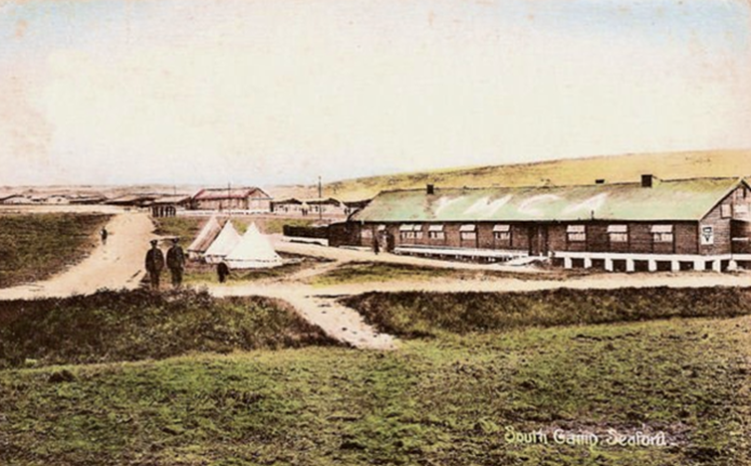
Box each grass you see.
[0,288,335,369]
[322,149,751,201]
[343,286,751,338]
[310,261,578,287]
[0,316,749,465]
[153,216,204,245]
[0,213,110,287]
[2,287,750,465]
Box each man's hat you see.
[172,237,180,243]
[150,239,158,245]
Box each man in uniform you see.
[166,237,186,287]
[144,239,165,290]
[217,261,230,283]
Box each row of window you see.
[363,224,681,244]
[362,224,512,241]
[566,224,675,243]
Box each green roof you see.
[351,177,745,223]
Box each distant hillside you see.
[319,149,751,201]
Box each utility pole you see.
[318,176,323,221]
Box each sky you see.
[1,0,750,186]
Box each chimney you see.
[426,184,435,195]
[641,174,654,188]
[595,179,605,185]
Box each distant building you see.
[69,194,107,205]
[1,194,36,205]
[46,195,71,205]
[147,195,192,217]
[106,194,159,208]
[270,198,305,215]
[2,195,25,205]
[192,187,272,212]
[271,197,348,217]
[337,176,751,272]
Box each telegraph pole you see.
[318,176,322,221]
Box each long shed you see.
[192,187,272,212]
[345,176,751,272]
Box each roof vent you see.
[595,179,605,185]
[426,184,435,195]
[641,174,654,188]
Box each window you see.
[566,225,586,242]
[361,229,373,239]
[460,224,477,241]
[721,204,732,218]
[493,224,511,241]
[607,224,628,243]
[399,224,423,240]
[735,204,748,215]
[651,225,674,243]
[428,225,445,240]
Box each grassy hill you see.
[317,149,751,201]
[0,289,334,368]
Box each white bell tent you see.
[187,215,222,261]
[224,222,284,269]
[204,219,242,264]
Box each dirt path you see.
[207,266,750,349]
[0,213,154,300]
[0,217,747,350]
[211,284,397,350]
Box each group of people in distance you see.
[144,238,185,290]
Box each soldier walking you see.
[166,237,186,287]
[144,239,165,290]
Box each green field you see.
[343,287,751,337]
[310,261,580,287]
[1,287,749,465]
[0,213,110,288]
